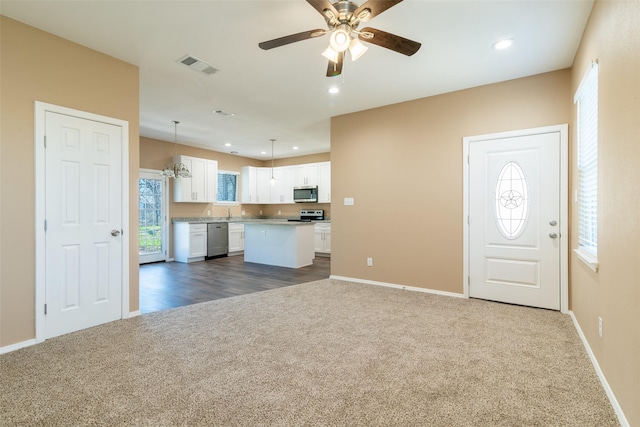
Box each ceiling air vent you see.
[177,54,219,75]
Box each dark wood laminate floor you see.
[139,255,330,314]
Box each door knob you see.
[549,220,557,226]
[111,229,121,236]
[549,232,558,239]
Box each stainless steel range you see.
[287,209,324,222]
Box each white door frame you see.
[34,101,130,343]
[462,124,569,313]
[139,168,169,264]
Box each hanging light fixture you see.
[270,139,276,185]
[160,121,192,179]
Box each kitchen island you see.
[243,221,315,268]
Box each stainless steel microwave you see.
[293,186,318,203]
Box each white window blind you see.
[574,62,598,255]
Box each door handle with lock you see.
[549,232,558,239]
[111,229,121,236]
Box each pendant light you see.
[160,121,192,179]
[270,139,276,185]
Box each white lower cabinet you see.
[228,223,245,254]
[314,223,331,254]
[174,223,207,263]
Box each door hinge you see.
[467,155,470,164]
[44,304,47,315]
[468,276,470,286]
[44,135,47,148]
[44,220,47,232]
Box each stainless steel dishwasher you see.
[207,222,228,259]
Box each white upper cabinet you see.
[294,163,318,187]
[256,167,272,204]
[270,166,296,203]
[241,161,329,205]
[207,160,218,202]
[241,166,271,204]
[317,161,331,203]
[240,166,271,204]
[174,155,217,203]
[241,166,258,203]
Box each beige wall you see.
[0,17,140,346]
[569,1,640,424]
[331,70,571,293]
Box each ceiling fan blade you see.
[359,27,421,56]
[306,0,340,21]
[326,52,344,77]
[354,0,403,22]
[259,29,327,50]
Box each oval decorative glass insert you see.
[495,161,529,239]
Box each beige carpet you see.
[0,279,618,426]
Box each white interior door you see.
[44,111,123,338]
[139,170,167,264]
[468,129,561,310]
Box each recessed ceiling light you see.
[328,87,340,94]
[492,39,513,50]
[261,151,267,155]
[224,143,231,147]
[293,146,299,150]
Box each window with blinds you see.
[217,171,239,203]
[575,62,598,257]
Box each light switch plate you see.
[344,197,354,206]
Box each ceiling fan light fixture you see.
[349,38,368,61]
[329,25,351,52]
[322,46,340,63]
[357,8,371,21]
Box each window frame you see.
[573,61,599,272]
[215,170,240,206]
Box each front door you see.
[44,111,123,338]
[468,128,562,310]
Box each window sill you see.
[574,247,599,272]
[214,201,240,206]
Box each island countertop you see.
[243,221,315,268]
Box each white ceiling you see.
[1,0,593,160]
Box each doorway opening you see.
[139,169,168,264]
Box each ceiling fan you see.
[258,0,421,77]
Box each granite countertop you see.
[172,217,330,224]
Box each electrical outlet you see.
[598,317,603,338]
[367,257,373,267]
[278,210,281,215]
[207,210,211,216]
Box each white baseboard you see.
[128,310,141,318]
[0,339,36,355]
[329,275,465,299]
[568,311,629,427]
